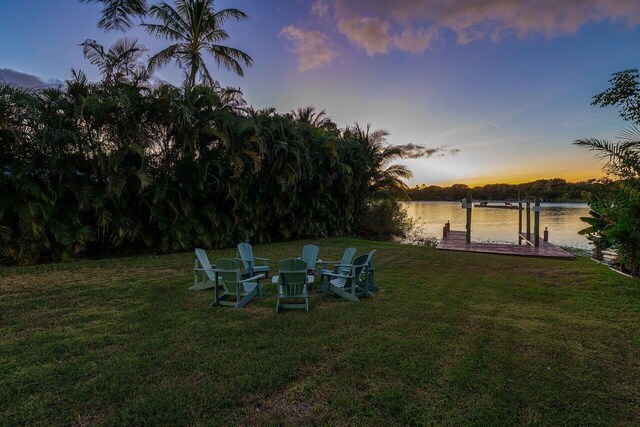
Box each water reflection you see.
[405,201,591,249]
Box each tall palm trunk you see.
[188,61,198,88]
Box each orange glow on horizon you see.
[416,170,603,188]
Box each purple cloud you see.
[280,25,337,71]
[396,143,461,159]
[285,0,640,63]
[0,68,62,89]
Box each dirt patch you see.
[230,358,340,425]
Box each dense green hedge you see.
[0,76,410,265]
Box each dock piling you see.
[534,199,540,247]
[465,195,472,244]
[526,194,531,242]
[518,192,523,245]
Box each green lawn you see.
[1,238,639,426]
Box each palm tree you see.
[345,123,413,200]
[143,0,253,88]
[80,0,148,31]
[81,38,148,83]
[292,106,334,129]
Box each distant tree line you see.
[409,179,605,202]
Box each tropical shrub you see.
[575,68,640,275]
[356,199,413,240]
[0,78,410,265]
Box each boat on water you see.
[473,201,523,210]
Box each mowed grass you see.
[1,238,639,426]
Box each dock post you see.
[544,227,549,242]
[466,195,472,244]
[518,192,523,245]
[443,225,447,238]
[446,220,450,232]
[526,195,531,242]
[534,199,540,247]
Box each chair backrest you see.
[237,242,254,269]
[301,244,319,270]
[365,250,376,269]
[351,254,370,281]
[338,247,356,275]
[278,258,308,296]
[215,258,241,294]
[195,248,215,281]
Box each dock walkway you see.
[436,230,575,259]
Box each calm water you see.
[405,201,591,249]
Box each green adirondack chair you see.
[354,251,377,297]
[190,248,217,291]
[276,258,310,313]
[301,244,319,275]
[236,242,270,277]
[322,253,370,302]
[320,247,356,278]
[366,250,378,293]
[213,258,264,308]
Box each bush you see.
[0,80,411,265]
[355,199,413,240]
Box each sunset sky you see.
[2,0,640,185]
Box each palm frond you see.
[617,125,640,142]
[81,0,148,31]
[144,2,189,40]
[213,8,248,24]
[147,44,181,72]
[207,45,254,77]
[81,39,107,72]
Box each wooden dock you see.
[437,230,575,260]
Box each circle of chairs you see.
[192,243,377,313]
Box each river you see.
[405,201,591,249]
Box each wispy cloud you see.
[311,0,329,18]
[337,16,391,56]
[336,16,439,56]
[288,0,640,60]
[396,143,461,159]
[280,25,337,71]
[0,68,62,89]
[393,27,438,54]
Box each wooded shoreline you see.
[409,178,609,202]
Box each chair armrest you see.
[320,260,339,264]
[193,267,216,272]
[240,274,265,283]
[254,257,270,261]
[323,272,351,279]
[235,257,251,265]
[254,257,269,267]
